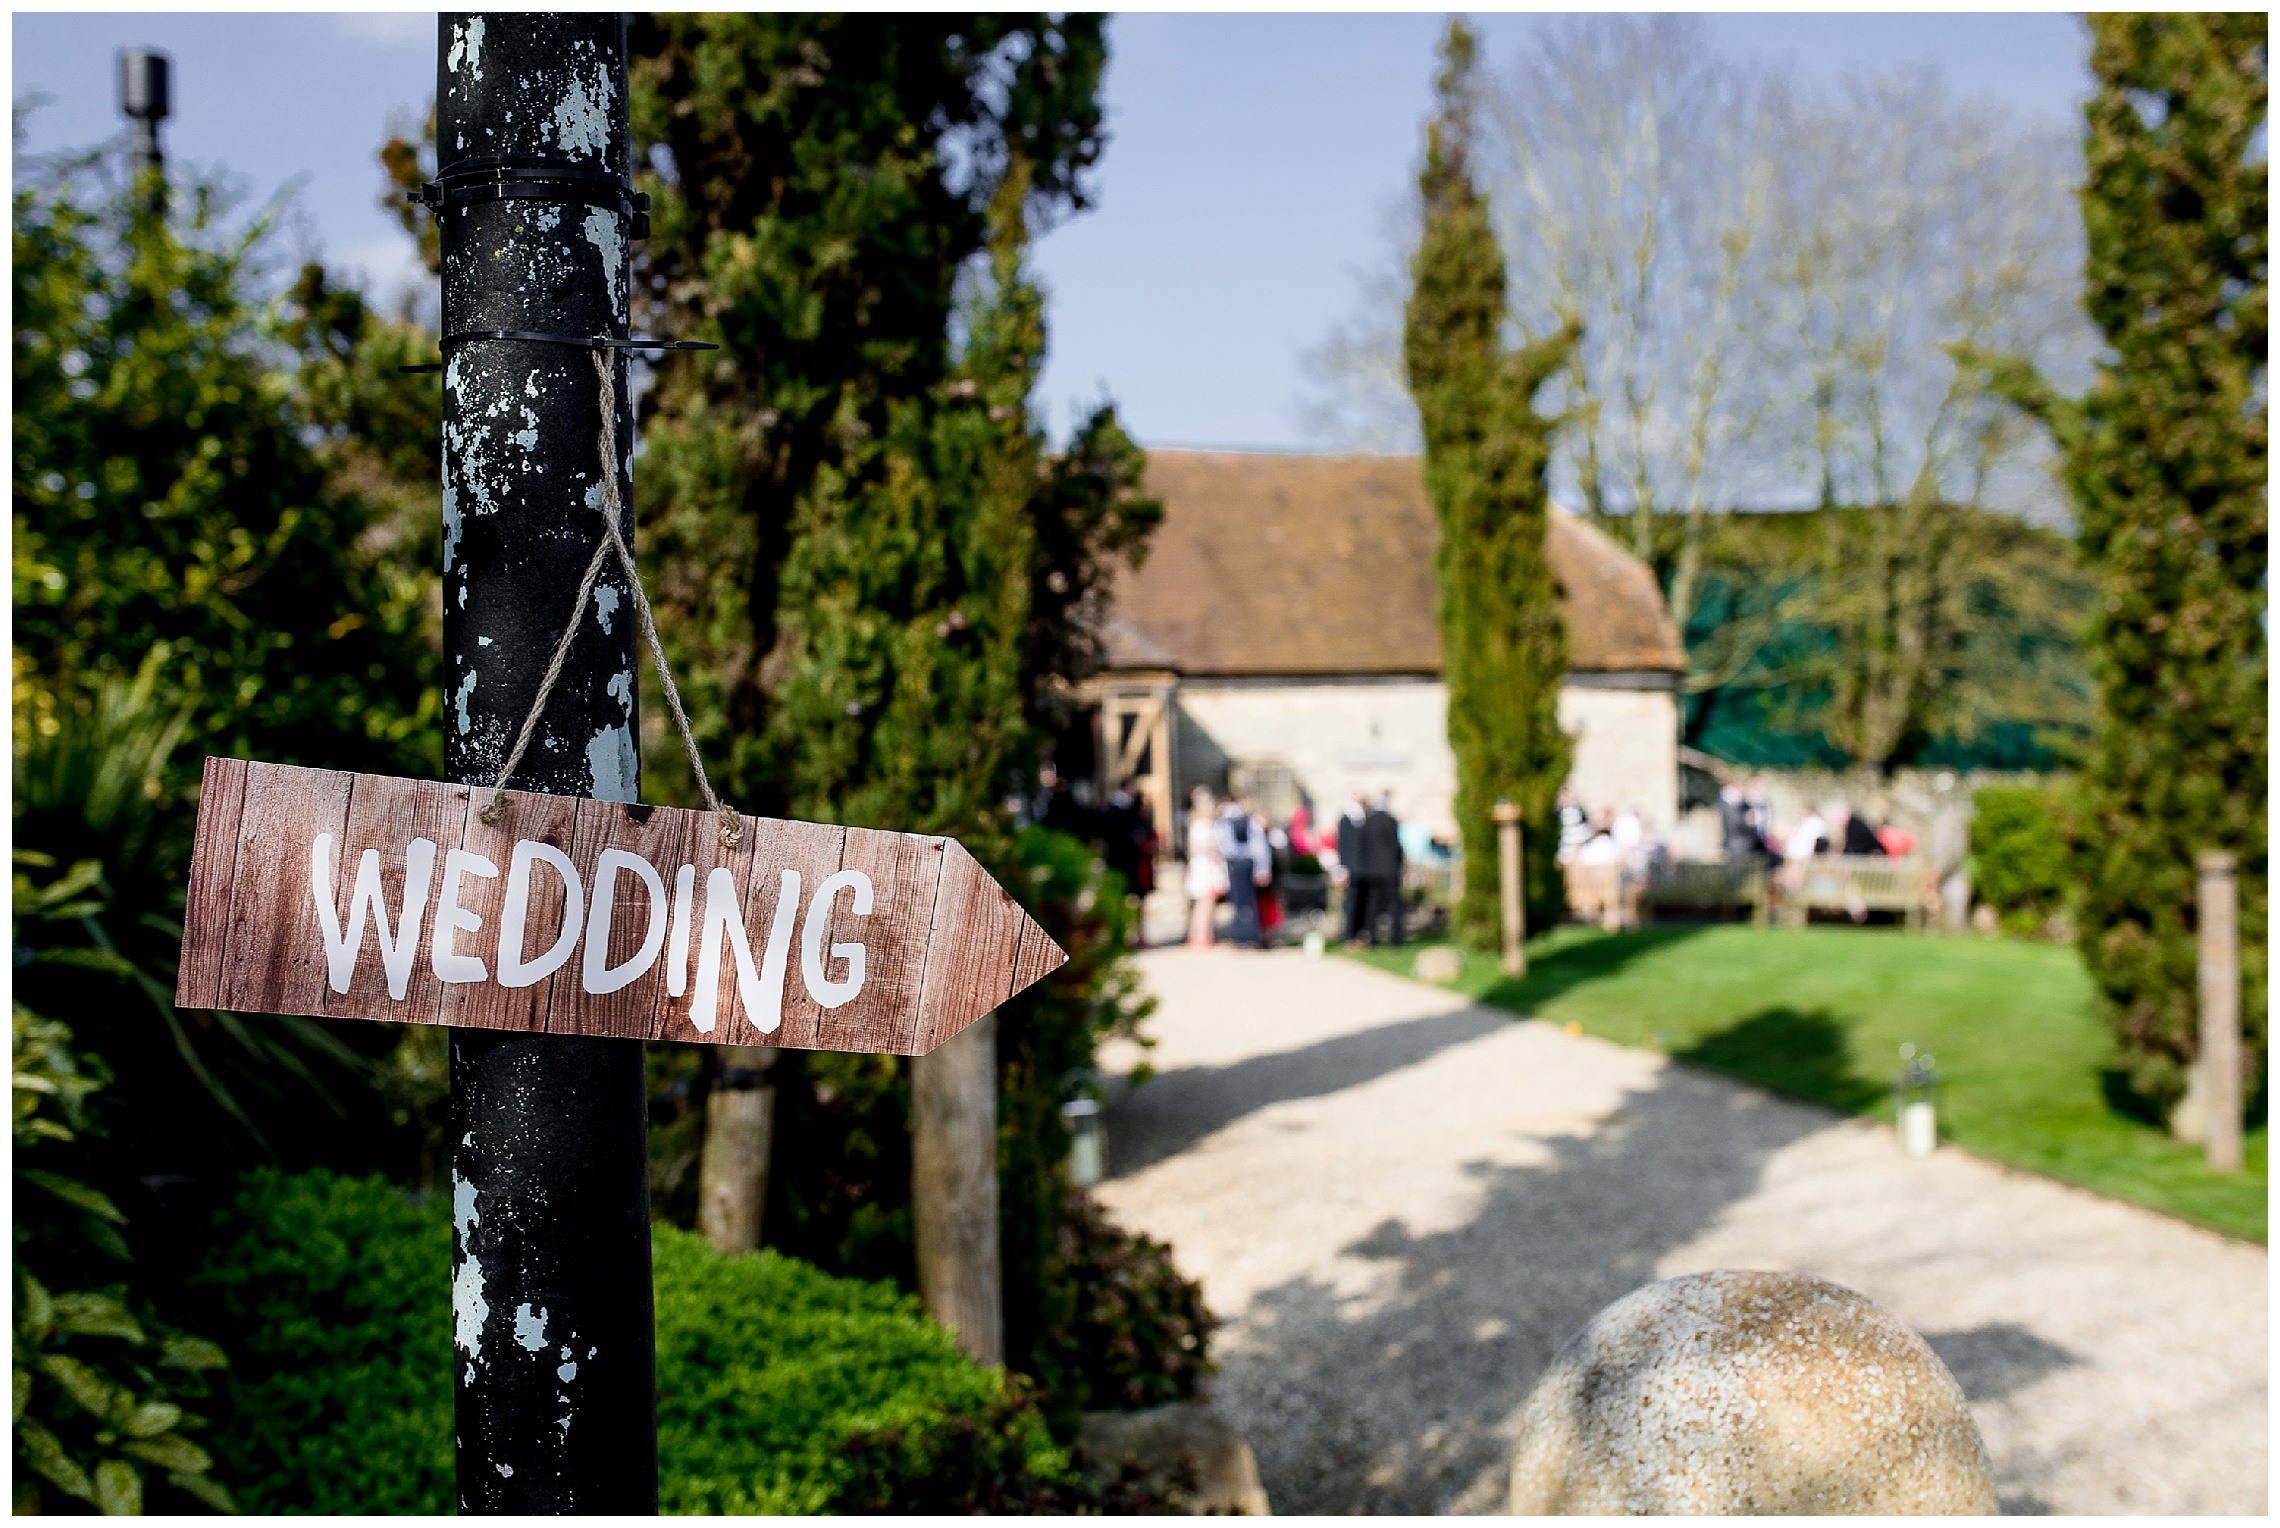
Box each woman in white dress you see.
[1185,786,1228,948]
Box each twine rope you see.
[478,350,742,849]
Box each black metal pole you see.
[436,14,656,1513]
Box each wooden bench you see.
[1564,861,1632,930]
[1781,854,1935,929]
[1642,859,1768,924]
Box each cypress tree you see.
[628,22,1173,1411]
[1973,15,2266,1112]
[627,15,1107,816]
[761,161,1039,843]
[1403,20,1578,944]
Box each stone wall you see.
[1168,674,1680,845]
[1558,684,1680,832]
[1174,676,1459,839]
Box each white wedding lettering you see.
[497,840,584,990]
[801,869,873,1010]
[689,866,780,1034]
[431,848,497,983]
[755,868,801,1034]
[665,862,695,999]
[583,849,668,995]
[313,833,438,999]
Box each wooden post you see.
[700,1047,777,1253]
[2197,851,2242,1175]
[911,1014,1002,1364]
[434,14,655,1511]
[1494,799,1526,977]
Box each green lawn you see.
[1349,924,2266,1242]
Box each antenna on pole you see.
[118,47,170,213]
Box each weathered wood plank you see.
[176,760,1058,1053]
[909,839,1023,1054]
[819,826,947,1055]
[219,762,355,1017]
[1008,909,1068,1003]
[176,755,248,1011]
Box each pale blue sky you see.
[12,12,2094,450]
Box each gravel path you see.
[1094,947,2268,1516]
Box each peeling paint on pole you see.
[434,12,657,1513]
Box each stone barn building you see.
[1079,450,1687,852]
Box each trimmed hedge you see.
[651,1224,1016,1514]
[186,1170,452,1514]
[1971,781,2076,935]
[188,1170,1144,1514]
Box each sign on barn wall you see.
[176,757,1064,1054]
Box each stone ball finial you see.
[1509,1270,1997,1515]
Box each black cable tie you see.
[406,155,652,236]
[397,331,720,374]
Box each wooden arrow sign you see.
[175,758,1065,1055]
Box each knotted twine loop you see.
[477,350,743,850]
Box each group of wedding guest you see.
[1183,785,1407,949]
[1713,780,1918,906]
[1183,786,1276,948]
[1557,785,1663,930]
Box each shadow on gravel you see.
[1919,1323,2079,1514]
[1922,1322,2083,1403]
[1106,1007,1512,1175]
[1203,1062,1838,1515]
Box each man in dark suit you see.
[1719,784,1760,859]
[1346,792,1406,947]
[1334,793,1369,943]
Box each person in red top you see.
[1287,801,1315,858]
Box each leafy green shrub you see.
[994,829,1174,1423]
[1975,15,2267,1110]
[12,1002,233,1516]
[1025,1192,1216,1425]
[659,1226,1174,1512]
[14,138,441,789]
[651,1225,1017,1513]
[17,151,452,1195]
[755,825,1190,1433]
[830,1385,1181,1514]
[188,1173,1137,1513]
[186,1169,453,1514]
[1971,782,2076,935]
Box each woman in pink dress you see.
[1185,786,1228,948]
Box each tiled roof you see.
[1104,450,1689,677]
